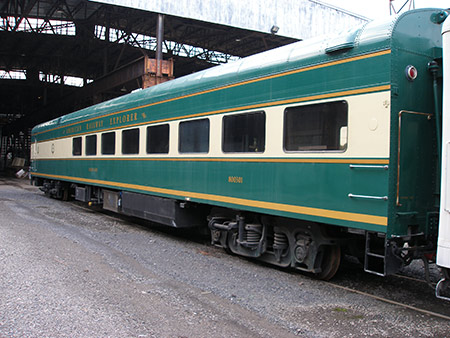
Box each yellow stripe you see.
[34,49,391,137]
[33,157,389,164]
[31,172,388,226]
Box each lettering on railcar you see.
[86,120,104,130]
[400,196,414,200]
[88,167,98,172]
[110,112,139,126]
[65,125,82,134]
[228,176,243,184]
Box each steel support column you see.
[156,14,164,77]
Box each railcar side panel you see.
[32,158,389,230]
[32,89,393,232]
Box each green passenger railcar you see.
[30,9,448,279]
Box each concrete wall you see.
[92,0,368,40]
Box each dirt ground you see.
[1,177,449,337]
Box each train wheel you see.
[62,186,70,201]
[315,245,341,280]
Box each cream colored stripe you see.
[35,85,391,143]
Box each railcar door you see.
[395,110,437,237]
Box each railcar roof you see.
[32,8,445,135]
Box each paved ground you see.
[1,177,450,337]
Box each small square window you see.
[72,137,82,156]
[147,124,169,154]
[179,119,209,153]
[85,135,97,156]
[122,129,140,154]
[101,132,115,155]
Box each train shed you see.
[0,0,367,171]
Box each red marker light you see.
[405,65,418,81]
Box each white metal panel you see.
[91,0,368,40]
[446,142,450,212]
[437,17,450,269]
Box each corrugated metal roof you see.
[92,0,369,40]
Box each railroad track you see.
[327,262,450,322]
[328,281,450,321]
[394,272,436,286]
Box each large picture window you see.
[122,128,140,154]
[284,101,348,151]
[85,135,97,156]
[222,111,266,153]
[147,124,169,154]
[179,119,210,153]
[101,132,116,155]
[72,137,82,156]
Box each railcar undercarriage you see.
[208,209,343,280]
[33,177,437,281]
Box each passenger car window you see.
[72,137,82,156]
[122,128,140,154]
[101,132,115,155]
[85,135,97,156]
[284,101,348,151]
[222,111,265,153]
[147,124,169,154]
[179,119,209,153]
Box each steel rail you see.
[327,282,450,321]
